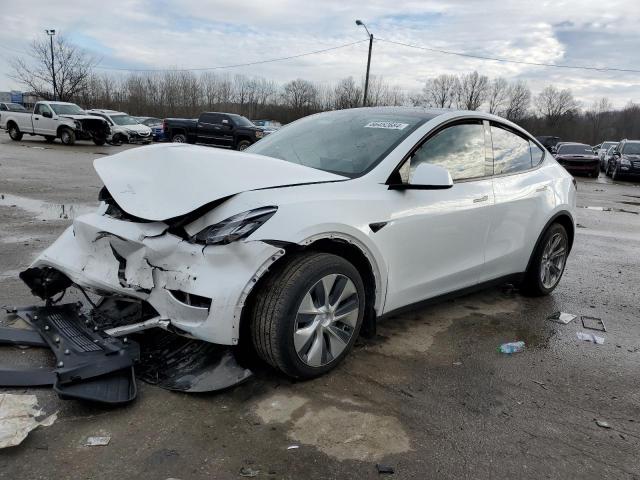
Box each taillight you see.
[162,119,168,131]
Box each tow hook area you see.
[0,303,252,404]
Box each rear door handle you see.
[473,195,489,203]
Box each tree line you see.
[10,35,640,143]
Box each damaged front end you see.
[69,117,110,143]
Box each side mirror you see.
[389,163,453,190]
[614,151,621,157]
[42,110,52,118]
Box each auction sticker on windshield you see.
[364,121,409,130]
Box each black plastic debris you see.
[0,304,138,404]
[582,316,606,332]
[376,464,395,475]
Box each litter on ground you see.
[581,316,606,332]
[577,331,605,345]
[498,341,525,354]
[547,312,577,324]
[85,436,111,446]
[0,394,57,449]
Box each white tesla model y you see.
[22,107,576,379]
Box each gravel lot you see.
[1,133,639,479]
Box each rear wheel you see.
[8,124,23,141]
[521,223,569,296]
[60,128,76,146]
[44,135,56,143]
[250,252,365,379]
[93,136,106,146]
[236,139,251,151]
[172,133,186,143]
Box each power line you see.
[376,38,640,74]
[94,39,368,72]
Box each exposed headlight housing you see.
[190,207,278,245]
[74,120,82,129]
[620,158,631,166]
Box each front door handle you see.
[473,195,489,203]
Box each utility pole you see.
[45,29,57,101]
[355,20,373,107]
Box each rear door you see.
[484,123,551,280]
[379,120,495,313]
[197,113,226,145]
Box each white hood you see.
[94,143,347,221]
[60,114,109,122]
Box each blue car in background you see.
[134,116,166,141]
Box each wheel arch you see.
[56,124,74,136]
[238,234,384,347]
[525,210,575,274]
[6,119,18,130]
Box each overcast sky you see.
[1,0,638,108]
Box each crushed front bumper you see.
[27,212,284,345]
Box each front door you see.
[379,121,495,313]
[33,104,57,135]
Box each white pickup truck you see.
[0,101,111,145]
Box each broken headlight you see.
[190,206,277,245]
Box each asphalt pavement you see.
[0,133,639,479]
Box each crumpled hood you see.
[60,114,108,122]
[94,143,347,221]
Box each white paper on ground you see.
[576,331,605,345]
[85,436,111,446]
[548,312,577,324]
[0,394,57,448]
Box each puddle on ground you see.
[0,194,94,221]
[252,393,411,461]
[577,205,638,215]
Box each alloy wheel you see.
[294,274,359,367]
[540,232,567,289]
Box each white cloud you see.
[1,0,638,107]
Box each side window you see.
[0,104,6,111]
[34,104,43,115]
[491,125,532,174]
[409,122,487,182]
[530,141,544,166]
[200,113,222,124]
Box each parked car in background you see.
[536,135,561,152]
[134,116,166,142]
[0,101,110,145]
[602,145,617,173]
[596,141,619,171]
[252,119,281,135]
[554,143,600,177]
[0,102,27,112]
[163,112,265,150]
[21,108,575,380]
[87,110,152,145]
[606,139,640,180]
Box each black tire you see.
[93,136,106,146]
[250,252,365,379]
[236,139,251,151]
[611,165,620,181]
[60,127,76,146]
[593,166,600,178]
[172,133,186,143]
[44,135,56,143]
[8,124,23,141]
[521,223,569,296]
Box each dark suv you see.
[606,139,640,180]
[163,112,264,150]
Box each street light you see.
[45,29,57,101]
[355,20,373,107]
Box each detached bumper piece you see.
[0,304,139,404]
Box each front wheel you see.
[521,223,569,296]
[611,165,621,181]
[93,136,106,146]
[250,252,365,379]
[60,128,76,146]
[8,124,23,141]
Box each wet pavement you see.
[0,133,639,479]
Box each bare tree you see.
[281,79,318,115]
[586,97,613,143]
[455,71,489,110]
[10,35,97,101]
[333,77,362,110]
[535,85,580,127]
[487,77,509,114]
[422,74,457,108]
[504,81,531,122]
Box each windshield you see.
[232,115,254,127]
[142,118,161,126]
[7,103,27,112]
[111,114,140,126]
[50,103,85,115]
[622,143,640,155]
[247,110,429,177]
[557,144,594,155]
[601,142,617,149]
